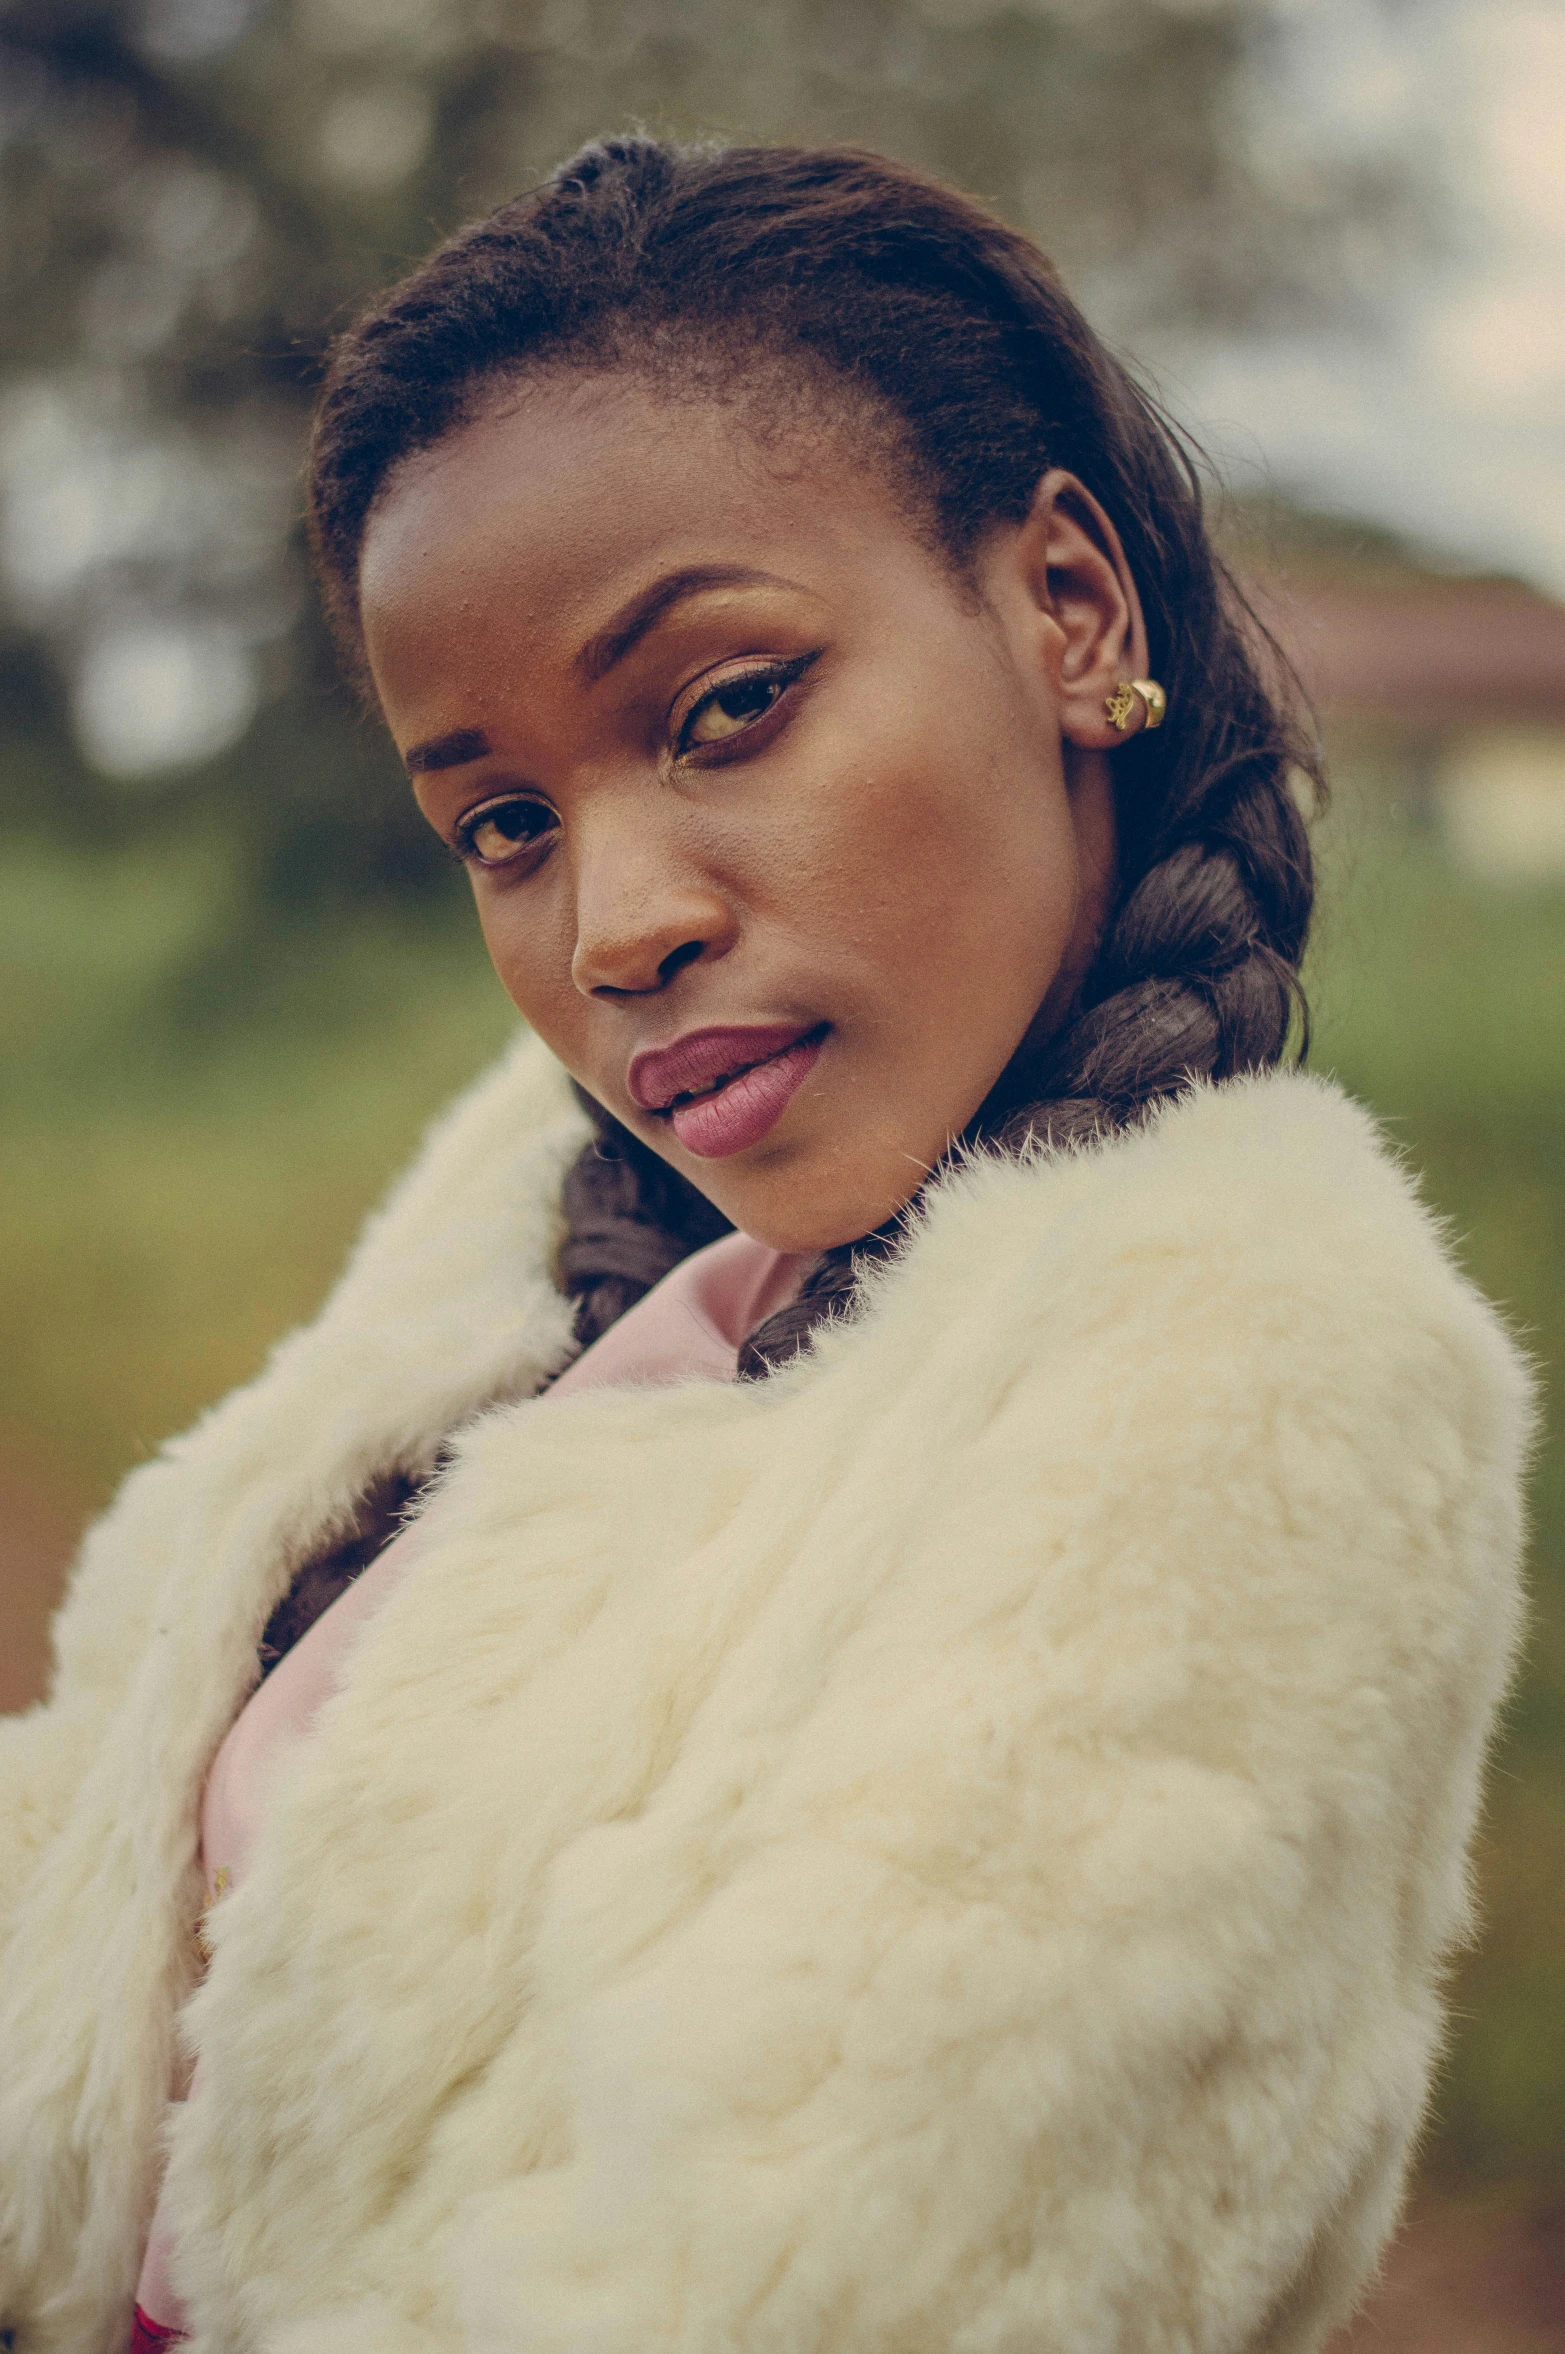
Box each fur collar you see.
[0,1042,1532,2354]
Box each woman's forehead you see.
[357,373,938,678]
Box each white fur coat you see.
[0,1036,1532,2354]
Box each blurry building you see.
[1244,518,1565,883]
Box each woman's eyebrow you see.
[404,726,491,775]
[576,564,798,684]
[402,567,801,772]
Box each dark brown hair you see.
[308,137,1318,1376]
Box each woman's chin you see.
[685,1149,920,1258]
[634,1060,931,1251]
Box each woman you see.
[0,140,1531,2354]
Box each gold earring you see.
[1131,677,1167,729]
[1104,678,1167,733]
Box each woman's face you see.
[360,375,1142,1252]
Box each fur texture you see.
[0,1039,1532,2354]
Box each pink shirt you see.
[134,1232,804,2332]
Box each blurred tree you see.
[0,0,1423,921]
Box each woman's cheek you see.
[475,891,571,1032]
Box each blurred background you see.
[0,0,1560,2340]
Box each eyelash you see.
[452,795,557,872]
[672,652,816,758]
[452,652,817,873]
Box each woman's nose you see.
[570,832,737,998]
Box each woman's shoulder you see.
[753,1067,1536,1665]
[865,1068,1531,1432]
[936,1066,1483,1284]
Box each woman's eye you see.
[677,663,799,754]
[457,797,557,869]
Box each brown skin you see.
[359,377,1150,1254]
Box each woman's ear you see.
[1009,467,1151,748]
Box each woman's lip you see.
[668,1031,825,1159]
[627,1023,821,1114]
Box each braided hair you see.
[307,138,1318,1377]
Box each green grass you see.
[0,833,518,1502]
[1,804,1561,2193]
[1305,802,1565,2190]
